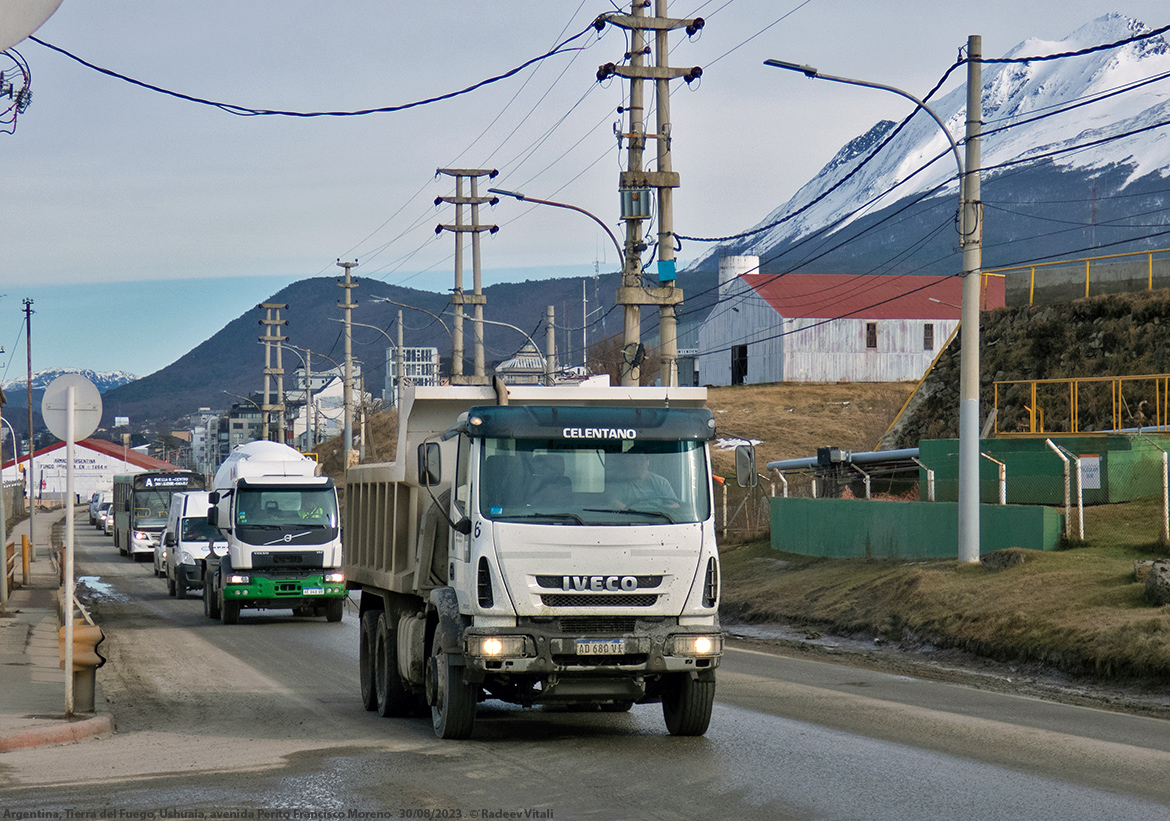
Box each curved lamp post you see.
[767,42,984,564]
[489,188,625,267]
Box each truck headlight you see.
[466,635,528,658]
[324,572,345,583]
[226,574,251,585]
[133,531,148,541]
[178,551,196,566]
[666,634,723,658]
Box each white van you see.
[162,491,225,599]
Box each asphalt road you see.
[2,514,1168,821]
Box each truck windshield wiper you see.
[500,512,584,524]
[584,507,675,523]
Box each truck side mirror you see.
[418,442,442,487]
[164,532,175,547]
[735,444,758,488]
[207,506,218,527]
[208,491,219,505]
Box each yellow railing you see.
[993,373,1170,436]
[984,247,1170,305]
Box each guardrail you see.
[993,373,1170,436]
[986,247,1170,306]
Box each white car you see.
[96,502,112,532]
[153,533,168,579]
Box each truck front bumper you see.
[221,571,347,607]
[461,618,722,677]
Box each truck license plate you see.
[304,588,324,595]
[576,639,625,655]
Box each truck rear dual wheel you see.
[359,612,379,711]
[661,673,715,737]
[427,637,477,740]
[373,611,413,718]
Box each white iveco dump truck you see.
[345,382,728,739]
[204,441,345,625]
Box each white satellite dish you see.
[0,0,66,52]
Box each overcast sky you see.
[4,1,1169,378]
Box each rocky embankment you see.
[881,290,1170,449]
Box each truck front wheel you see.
[661,673,715,737]
[427,636,476,740]
[325,598,344,623]
[222,598,240,625]
[374,611,412,717]
[204,577,221,620]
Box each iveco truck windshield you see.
[478,439,710,524]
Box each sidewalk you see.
[0,506,115,752]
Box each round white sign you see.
[41,373,102,441]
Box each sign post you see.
[41,374,102,716]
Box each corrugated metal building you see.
[696,256,1005,385]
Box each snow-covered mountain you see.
[693,14,1170,274]
[3,369,138,408]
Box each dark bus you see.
[112,471,206,559]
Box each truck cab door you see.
[453,433,473,563]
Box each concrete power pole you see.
[599,2,703,387]
[258,303,288,443]
[545,305,557,385]
[337,261,359,467]
[958,35,984,564]
[436,168,498,385]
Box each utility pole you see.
[436,168,498,385]
[23,299,34,559]
[396,310,405,411]
[545,306,557,385]
[337,260,358,467]
[258,303,288,443]
[598,2,703,386]
[958,34,984,564]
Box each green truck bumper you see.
[223,573,347,604]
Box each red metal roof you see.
[742,273,1005,320]
[2,438,180,472]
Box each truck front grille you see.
[540,594,658,608]
[555,616,637,634]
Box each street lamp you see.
[489,188,625,267]
[443,311,554,385]
[328,317,410,410]
[222,391,265,442]
[280,344,315,450]
[767,40,984,564]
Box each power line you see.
[28,21,605,117]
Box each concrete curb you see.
[0,713,115,753]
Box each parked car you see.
[103,505,115,535]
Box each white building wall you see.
[696,278,785,386]
[696,277,957,385]
[20,445,149,501]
